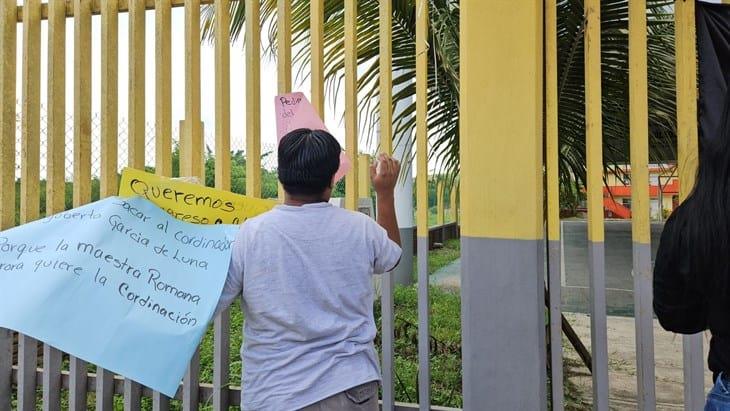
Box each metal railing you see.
[0,1,707,410]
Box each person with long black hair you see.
[654,97,730,410]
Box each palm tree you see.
[203,0,676,197]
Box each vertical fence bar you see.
[379,0,392,156]
[17,333,38,411]
[182,0,203,180]
[73,0,92,205]
[344,0,359,210]
[183,349,200,411]
[436,180,444,226]
[213,1,231,409]
[20,1,40,224]
[0,0,14,231]
[182,3,203,403]
[415,0,430,408]
[46,0,65,214]
[43,1,66,407]
[585,1,609,409]
[152,3,173,405]
[129,0,145,170]
[545,0,563,408]
[18,2,41,408]
[215,0,231,191]
[379,0,395,407]
[246,0,261,197]
[629,1,656,409]
[96,368,115,408]
[0,1,15,407]
[675,1,704,410]
[70,1,92,409]
[277,0,291,200]
[213,312,230,410]
[156,0,172,178]
[310,0,324,117]
[449,182,457,223]
[460,1,545,408]
[100,0,118,200]
[0,327,10,411]
[124,380,141,411]
[359,154,370,199]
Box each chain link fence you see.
[13,101,280,198]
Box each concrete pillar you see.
[460,1,546,409]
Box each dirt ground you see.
[563,313,714,410]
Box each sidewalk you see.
[430,258,461,289]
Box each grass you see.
[427,239,460,275]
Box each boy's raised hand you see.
[370,154,401,195]
[370,154,401,246]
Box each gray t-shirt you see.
[215,202,402,411]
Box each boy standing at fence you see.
[215,128,402,411]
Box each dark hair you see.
[278,128,341,196]
[670,92,730,295]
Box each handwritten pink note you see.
[275,92,351,183]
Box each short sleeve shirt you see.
[216,202,402,411]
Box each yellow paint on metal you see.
[449,182,458,223]
[183,0,203,180]
[436,180,445,226]
[676,0,698,202]
[0,0,16,230]
[277,0,291,94]
[629,0,650,245]
[47,0,66,213]
[128,0,145,170]
[310,0,324,117]
[344,0,359,210]
[459,0,543,240]
[277,0,291,201]
[15,0,225,22]
[379,0,393,155]
[246,0,261,198]
[585,0,604,243]
[100,0,118,198]
[74,0,92,207]
[546,0,560,242]
[20,0,41,223]
[215,0,231,191]
[416,0,428,237]
[359,154,371,199]
[155,0,172,177]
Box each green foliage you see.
[202,0,677,204]
[379,285,463,407]
[559,180,585,217]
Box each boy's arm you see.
[372,154,401,246]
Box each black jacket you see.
[653,205,730,379]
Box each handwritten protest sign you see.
[275,92,351,182]
[0,197,237,396]
[118,167,275,224]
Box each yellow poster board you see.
[118,168,275,225]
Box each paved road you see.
[431,220,667,316]
[561,220,665,316]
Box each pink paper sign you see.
[275,92,351,182]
